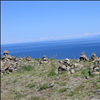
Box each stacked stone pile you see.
[25,56,32,61]
[17,56,22,60]
[77,52,89,62]
[0,50,19,74]
[39,55,49,64]
[58,58,76,74]
[89,53,98,62]
[58,58,86,74]
[88,58,100,75]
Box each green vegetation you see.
[73,73,79,78]
[39,83,48,91]
[58,88,67,93]
[26,83,36,89]
[59,82,66,86]
[1,59,100,100]
[48,68,56,77]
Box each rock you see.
[78,52,89,62]
[90,98,98,100]
[93,89,100,95]
[89,58,100,76]
[74,63,85,68]
[66,66,70,71]
[55,69,58,74]
[1,50,19,74]
[93,67,100,72]
[57,58,79,74]
[26,56,32,61]
[85,76,89,79]
[58,60,63,64]
[61,65,67,70]
[3,50,9,55]
[92,72,100,75]
[17,56,22,60]
[47,83,54,88]
[89,95,95,99]
[89,53,98,62]
[40,55,49,64]
[70,69,75,74]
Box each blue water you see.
[1,38,100,59]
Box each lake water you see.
[1,38,100,59]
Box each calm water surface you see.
[1,39,100,59]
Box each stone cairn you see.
[0,50,19,74]
[77,52,89,62]
[89,53,98,62]
[25,56,32,61]
[39,55,49,64]
[88,58,100,75]
[58,58,76,74]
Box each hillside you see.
[1,58,100,100]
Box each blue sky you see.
[1,1,100,44]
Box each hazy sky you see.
[1,1,100,44]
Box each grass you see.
[58,88,67,93]
[51,87,58,92]
[59,82,66,86]
[73,73,79,78]
[39,83,48,91]
[13,79,18,83]
[1,59,100,100]
[48,68,56,77]
[14,92,24,100]
[26,83,36,89]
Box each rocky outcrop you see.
[0,50,19,74]
[88,58,100,75]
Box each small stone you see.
[92,72,100,75]
[70,69,75,74]
[66,66,70,71]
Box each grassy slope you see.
[1,59,100,100]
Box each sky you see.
[1,1,100,44]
